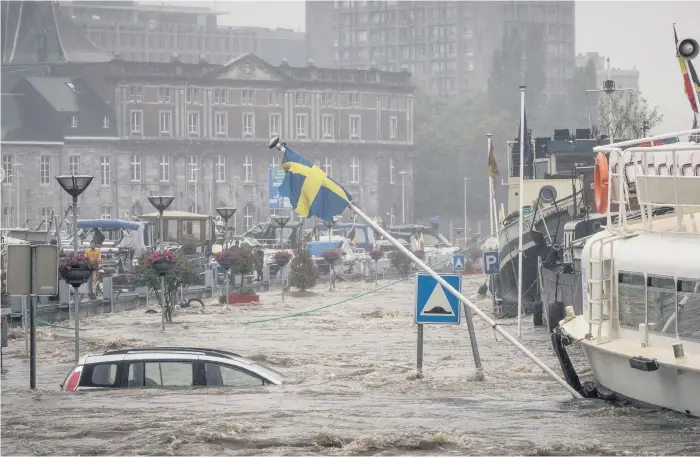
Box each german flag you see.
[675,25,699,113]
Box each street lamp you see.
[56,174,94,362]
[148,195,174,332]
[272,215,290,248]
[216,207,237,249]
[13,163,23,227]
[398,170,407,224]
[216,207,237,304]
[464,176,469,239]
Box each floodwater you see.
[2,276,699,456]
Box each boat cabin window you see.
[677,279,700,341]
[695,164,700,177]
[618,272,646,329]
[646,275,676,335]
[681,164,693,176]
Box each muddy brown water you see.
[2,277,699,455]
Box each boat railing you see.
[597,128,700,234]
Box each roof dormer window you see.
[70,115,78,128]
[102,116,110,128]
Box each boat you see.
[552,127,700,416]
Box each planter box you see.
[228,294,260,305]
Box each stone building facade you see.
[1,54,415,232]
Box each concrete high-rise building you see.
[576,52,640,91]
[306,1,575,101]
[59,1,307,66]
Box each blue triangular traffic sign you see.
[415,273,461,325]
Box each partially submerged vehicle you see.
[61,347,285,391]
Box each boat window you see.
[677,279,700,341]
[695,164,700,177]
[646,275,676,335]
[618,272,646,328]
[657,164,668,175]
[647,164,656,175]
[681,164,693,176]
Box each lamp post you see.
[464,176,469,240]
[56,175,94,362]
[273,215,290,299]
[13,163,23,227]
[216,207,237,303]
[148,196,174,331]
[403,171,407,223]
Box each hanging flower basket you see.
[214,250,235,269]
[275,251,292,267]
[59,254,98,288]
[369,249,384,262]
[147,250,177,276]
[322,249,340,266]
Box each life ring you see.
[594,152,609,214]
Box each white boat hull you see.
[580,340,700,415]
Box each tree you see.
[598,90,663,140]
[131,254,199,323]
[289,249,317,292]
[228,246,254,293]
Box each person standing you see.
[86,243,102,299]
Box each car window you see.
[204,362,263,387]
[91,363,117,387]
[128,362,193,387]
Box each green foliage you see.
[228,246,254,277]
[389,250,412,276]
[218,295,226,304]
[598,90,663,140]
[289,249,317,292]
[130,253,199,322]
[413,91,514,221]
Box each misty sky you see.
[200,0,700,134]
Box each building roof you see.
[0,93,62,142]
[23,76,89,112]
[1,1,112,65]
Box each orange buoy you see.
[594,152,609,214]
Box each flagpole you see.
[517,85,526,339]
[345,200,580,398]
[487,134,494,235]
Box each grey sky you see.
[202,0,700,134]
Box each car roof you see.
[80,347,285,384]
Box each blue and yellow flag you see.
[278,146,352,221]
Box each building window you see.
[269,113,281,137]
[159,155,170,182]
[41,207,52,226]
[271,155,280,168]
[159,111,172,135]
[268,90,282,106]
[349,115,361,139]
[214,88,228,104]
[295,114,308,138]
[243,113,255,136]
[186,87,200,104]
[70,115,78,128]
[295,91,308,107]
[241,89,254,105]
[243,156,253,182]
[99,156,111,186]
[351,157,360,183]
[215,112,227,136]
[188,156,198,183]
[323,157,333,177]
[127,86,143,103]
[243,204,254,231]
[3,206,14,227]
[188,112,200,136]
[2,154,13,184]
[390,116,398,139]
[158,87,172,103]
[102,116,110,129]
[389,157,395,184]
[321,92,335,107]
[39,155,51,185]
[322,114,334,139]
[349,93,361,108]
[68,155,79,175]
[101,204,112,220]
[130,110,142,134]
[215,156,226,183]
[130,154,141,182]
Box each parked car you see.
[60,347,285,391]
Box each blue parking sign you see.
[483,251,500,275]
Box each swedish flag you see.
[278,146,352,221]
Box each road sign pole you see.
[416,323,424,377]
[29,247,37,389]
[462,303,482,371]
